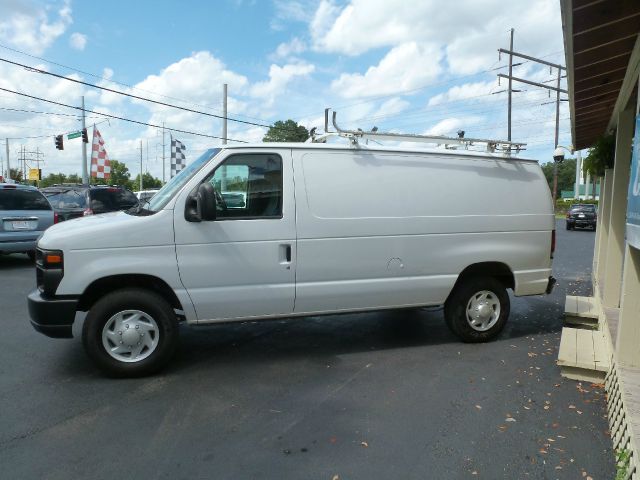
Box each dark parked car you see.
[566,203,597,231]
[41,184,139,221]
[0,183,56,259]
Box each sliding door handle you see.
[285,244,291,262]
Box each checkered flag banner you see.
[90,127,111,179]
[170,136,186,178]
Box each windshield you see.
[147,148,221,212]
[90,188,138,213]
[0,189,52,211]
[571,205,596,212]
[42,189,87,210]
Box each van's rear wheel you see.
[444,276,510,342]
[82,289,179,377]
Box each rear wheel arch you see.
[452,261,515,292]
[77,274,184,314]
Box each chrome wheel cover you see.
[465,290,501,332]
[101,310,159,363]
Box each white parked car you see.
[136,189,159,204]
[28,141,555,376]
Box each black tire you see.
[565,222,572,230]
[27,250,36,262]
[82,288,179,377]
[444,276,510,343]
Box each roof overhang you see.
[561,0,640,150]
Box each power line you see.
[0,42,289,127]
[292,50,564,121]
[0,86,248,143]
[0,56,305,136]
[1,119,111,141]
[0,106,101,119]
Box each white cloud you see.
[309,0,562,74]
[368,97,410,120]
[133,51,249,129]
[331,42,443,98]
[428,81,498,106]
[424,117,480,137]
[250,63,315,106]
[69,32,87,50]
[271,0,314,30]
[0,0,72,55]
[274,37,307,59]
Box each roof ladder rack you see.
[310,108,526,155]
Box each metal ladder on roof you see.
[309,108,527,155]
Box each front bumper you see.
[0,238,38,253]
[27,289,78,338]
[546,276,556,295]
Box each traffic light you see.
[82,128,88,143]
[54,134,64,150]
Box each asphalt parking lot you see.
[0,220,614,479]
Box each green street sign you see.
[67,131,81,140]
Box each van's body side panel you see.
[172,148,297,321]
[292,149,553,313]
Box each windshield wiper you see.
[126,199,154,216]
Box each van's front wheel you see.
[444,276,510,342]
[82,289,179,377]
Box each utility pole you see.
[221,83,228,191]
[507,28,514,141]
[81,96,88,185]
[497,47,567,205]
[551,66,562,205]
[222,83,228,145]
[574,150,582,199]
[162,122,166,184]
[139,140,143,192]
[5,138,10,181]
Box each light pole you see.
[552,145,574,208]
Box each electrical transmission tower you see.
[497,29,568,204]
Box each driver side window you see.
[208,153,283,219]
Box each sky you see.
[0,0,571,183]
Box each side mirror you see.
[185,182,217,222]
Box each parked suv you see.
[566,203,597,231]
[0,183,55,259]
[41,184,138,221]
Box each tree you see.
[40,172,71,188]
[541,158,577,194]
[8,168,23,182]
[131,172,163,191]
[262,119,309,142]
[583,133,615,178]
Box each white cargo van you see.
[28,130,555,376]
